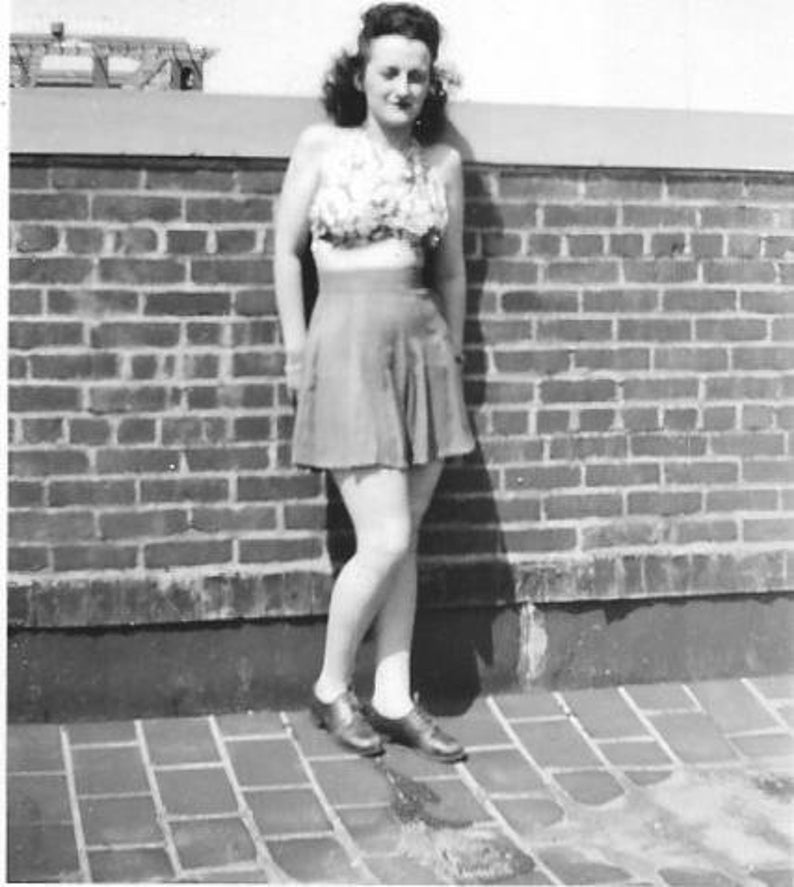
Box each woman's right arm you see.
[274,124,330,393]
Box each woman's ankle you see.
[370,693,413,719]
[313,676,349,705]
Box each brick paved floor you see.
[7,675,794,884]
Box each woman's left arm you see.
[432,147,467,360]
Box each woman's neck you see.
[362,118,414,153]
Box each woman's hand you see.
[284,348,304,405]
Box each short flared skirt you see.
[292,267,475,470]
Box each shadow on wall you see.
[312,123,518,715]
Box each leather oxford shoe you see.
[310,690,384,757]
[366,703,466,763]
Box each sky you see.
[9,0,794,113]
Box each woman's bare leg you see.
[313,467,413,703]
[370,460,444,717]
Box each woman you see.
[274,2,474,762]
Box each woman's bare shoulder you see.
[422,141,463,181]
[293,123,357,159]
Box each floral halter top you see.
[309,129,448,250]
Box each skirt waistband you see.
[318,266,428,297]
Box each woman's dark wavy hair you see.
[321,3,455,144]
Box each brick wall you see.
[8,156,794,629]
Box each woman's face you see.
[360,35,432,132]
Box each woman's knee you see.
[357,522,413,567]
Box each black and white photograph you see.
[5,0,794,883]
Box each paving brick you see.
[336,804,404,854]
[436,698,511,746]
[493,796,565,834]
[495,692,565,720]
[512,720,601,768]
[142,717,219,765]
[624,769,673,786]
[156,766,238,815]
[776,704,794,728]
[749,675,794,701]
[6,725,64,773]
[267,836,363,883]
[88,847,174,882]
[553,769,625,805]
[285,709,352,758]
[729,732,794,759]
[311,758,393,806]
[171,817,257,870]
[688,680,777,732]
[650,713,738,764]
[598,739,673,767]
[79,796,161,846]
[561,687,648,739]
[658,866,740,886]
[538,846,631,884]
[407,777,490,826]
[365,853,447,884]
[216,710,285,736]
[465,748,546,793]
[384,743,461,778]
[624,682,698,711]
[7,773,72,824]
[226,737,306,787]
[194,868,271,882]
[66,720,137,745]
[72,746,149,795]
[7,824,81,882]
[245,786,331,836]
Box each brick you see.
[624,682,697,711]
[501,289,578,313]
[185,447,270,472]
[742,404,775,429]
[96,448,179,473]
[727,233,762,257]
[545,260,619,284]
[713,432,785,456]
[624,260,698,283]
[9,510,95,543]
[650,232,687,257]
[583,289,657,312]
[233,288,277,317]
[31,354,118,380]
[8,546,49,572]
[708,489,779,512]
[598,739,672,766]
[504,465,580,491]
[537,318,612,341]
[527,233,561,255]
[141,478,228,508]
[664,462,738,484]
[567,234,604,257]
[578,409,616,432]
[11,193,89,220]
[582,521,657,549]
[481,232,525,259]
[703,407,736,430]
[688,679,777,732]
[239,537,324,562]
[575,347,650,371]
[701,206,776,227]
[10,450,89,477]
[10,165,50,188]
[92,195,181,222]
[100,509,189,539]
[66,227,105,253]
[772,318,794,341]
[9,385,81,412]
[659,868,738,886]
[7,824,80,882]
[191,505,278,533]
[550,434,628,459]
[11,257,93,285]
[663,407,699,430]
[186,197,271,223]
[7,725,64,772]
[628,491,701,515]
[88,849,173,883]
[267,837,360,884]
[167,229,208,254]
[89,386,170,414]
[237,168,286,193]
[145,291,230,315]
[493,410,530,435]
[744,518,794,543]
[666,175,743,199]
[742,291,794,314]
[145,167,235,191]
[215,228,258,253]
[663,288,737,312]
[618,318,691,341]
[649,712,737,763]
[99,258,185,284]
[233,352,283,377]
[504,527,577,552]
[52,166,142,189]
[246,787,330,836]
[707,376,781,400]
[10,481,45,507]
[704,260,776,284]
[226,737,305,786]
[690,233,724,257]
[144,540,232,568]
[192,259,274,285]
[586,463,659,486]
[654,347,728,372]
[68,418,111,445]
[631,433,707,457]
[231,319,279,346]
[162,417,227,445]
[172,818,256,870]
[116,417,156,443]
[10,321,84,350]
[10,288,43,315]
[111,226,159,254]
[79,796,160,846]
[624,205,696,226]
[544,205,616,227]
[545,493,622,519]
[20,418,63,443]
[608,233,645,256]
[53,545,137,572]
[48,288,139,315]
[13,223,60,252]
[539,379,616,403]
